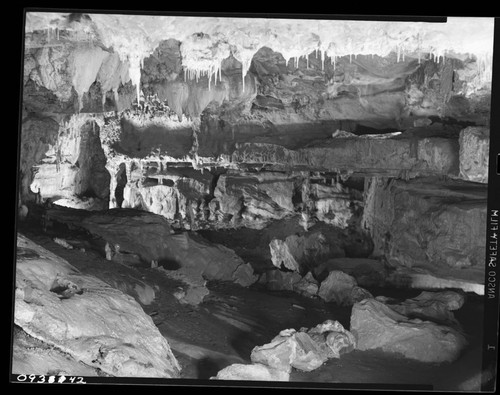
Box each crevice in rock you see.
[114,163,127,208]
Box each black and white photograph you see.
[10,9,500,392]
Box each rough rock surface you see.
[292,272,319,298]
[304,320,356,359]
[160,232,258,287]
[14,233,180,377]
[12,326,99,376]
[19,115,60,203]
[212,363,290,381]
[385,290,465,327]
[270,231,344,273]
[43,206,257,297]
[458,126,489,183]
[362,176,486,293]
[317,270,373,306]
[29,115,110,209]
[45,206,174,264]
[350,298,468,363]
[250,328,327,373]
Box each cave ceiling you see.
[23,13,494,132]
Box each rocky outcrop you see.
[102,152,362,231]
[43,206,258,294]
[350,298,468,363]
[231,134,460,177]
[458,126,489,183]
[159,232,258,287]
[12,326,99,376]
[362,176,486,294]
[45,206,174,264]
[269,231,345,273]
[14,234,180,377]
[19,115,60,203]
[28,114,110,210]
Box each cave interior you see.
[13,12,495,390]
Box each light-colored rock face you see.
[12,326,99,376]
[350,298,468,363]
[249,320,356,375]
[459,126,489,183]
[14,234,180,377]
[212,363,290,381]
[27,114,110,209]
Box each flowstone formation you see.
[17,12,493,380]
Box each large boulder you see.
[250,328,328,373]
[317,270,373,305]
[213,173,294,229]
[350,298,468,363]
[14,234,181,377]
[29,114,111,209]
[161,232,258,287]
[12,326,98,376]
[45,206,174,265]
[269,231,343,273]
[304,320,356,359]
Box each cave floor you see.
[15,222,485,390]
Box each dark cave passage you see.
[115,163,127,208]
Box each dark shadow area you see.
[196,357,231,379]
[159,258,181,270]
[113,118,193,159]
[115,163,127,208]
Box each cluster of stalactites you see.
[183,63,223,91]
